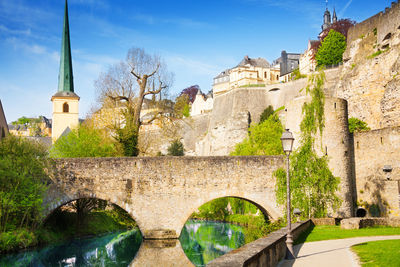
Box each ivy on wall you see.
[275,71,341,219]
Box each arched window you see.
[63,102,69,113]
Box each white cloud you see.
[132,13,212,29]
[166,55,222,77]
[339,0,353,18]
[0,24,31,37]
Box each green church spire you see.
[57,0,74,93]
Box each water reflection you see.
[179,220,245,266]
[0,220,245,266]
[0,229,142,267]
[131,239,193,267]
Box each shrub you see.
[259,105,274,123]
[167,139,184,156]
[348,117,370,133]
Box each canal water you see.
[0,220,245,266]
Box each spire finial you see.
[57,0,74,93]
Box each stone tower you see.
[51,0,79,143]
[322,8,332,31]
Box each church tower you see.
[51,0,79,143]
[332,7,337,23]
[322,8,332,31]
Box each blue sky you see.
[0,0,392,122]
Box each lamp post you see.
[281,129,295,259]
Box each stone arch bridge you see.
[45,156,284,239]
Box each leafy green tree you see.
[275,71,341,218]
[315,30,347,67]
[50,123,121,158]
[259,105,274,123]
[348,117,370,133]
[196,198,229,221]
[0,135,50,233]
[167,139,184,156]
[231,114,284,156]
[174,94,190,118]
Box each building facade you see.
[0,100,8,140]
[190,90,213,116]
[213,55,280,96]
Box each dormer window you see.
[63,102,69,113]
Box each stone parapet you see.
[341,217,400,229]
[207,220,312,267]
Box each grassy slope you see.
[352,239,400,267]
[295,225,400,244]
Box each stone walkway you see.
[278,235,400,267]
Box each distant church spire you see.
[332,7,337,23]
[57,0,74,93]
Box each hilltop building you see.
[299,40,319,74]
[51,0,79,143]
[8,116,52,137]
[272,51,302,82]
[0,100,8,140]
[190,90,213,116]
[212,55,280,96]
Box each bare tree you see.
[94,47,173,156]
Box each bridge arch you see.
[177,193,280,238]
[43,185,145,234]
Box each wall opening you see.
[269,88,280,92]
[356,208,367,217]
[63,102,69,113]
[179,196,276,266]
[334,102,337,109]
[383,32,392,41]
[42,198,142,265]
[381,137,383,144]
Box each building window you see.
[264,72,267,78]
[63,102,69,113]
[1,127,5,138]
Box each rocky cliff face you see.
[336,26,400,129]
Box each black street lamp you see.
[281,129,295,259]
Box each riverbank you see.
[0,208,137,254]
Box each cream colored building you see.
[52,92,79,142]
[0,100,8,140]
[190,90,213,116]
[213,56,280,96]
[299,40,318,75]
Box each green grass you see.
[295,225,400,244]
[238,84,266,88]
[351,239,400,267]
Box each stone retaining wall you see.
[207,220,312,267]
[341,217,400,229]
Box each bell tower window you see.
[63,102,69,113]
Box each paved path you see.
[278,235,400,267]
